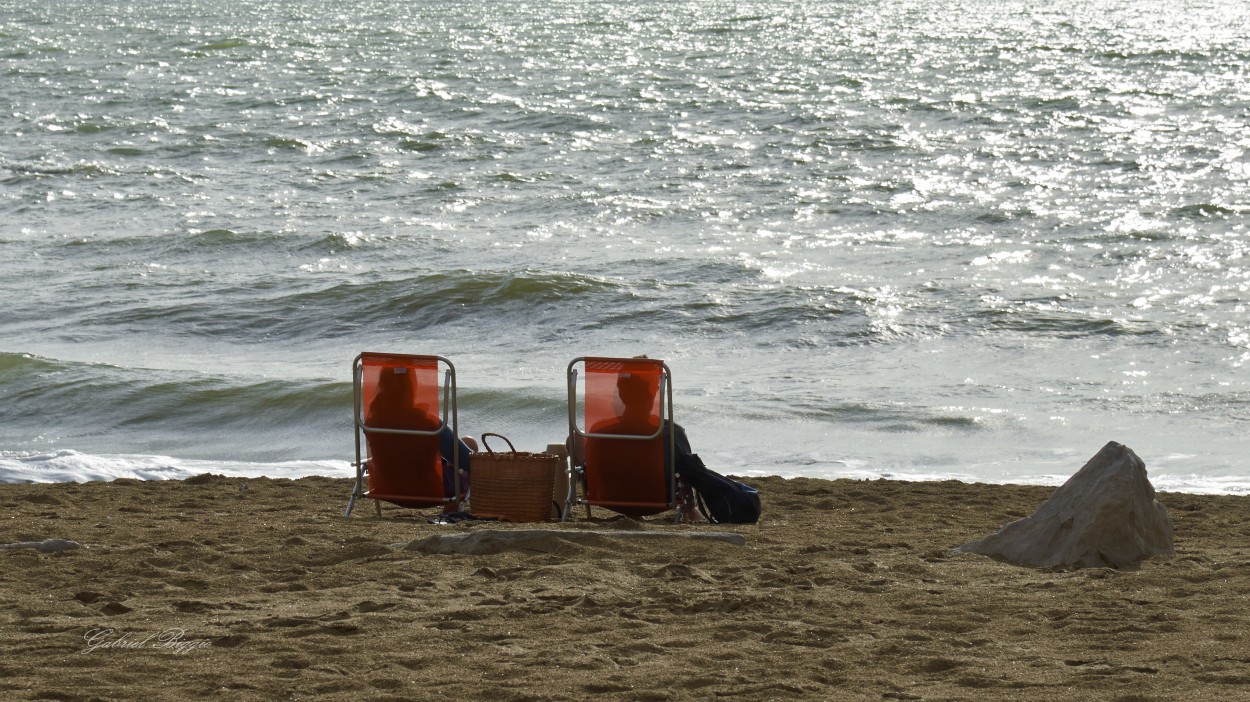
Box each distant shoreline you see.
[2,459,1247,497]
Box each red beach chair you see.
[564,356,677,520]
[345,352,463,517]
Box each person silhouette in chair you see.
[368,366,473,507]
[570,368,702,521]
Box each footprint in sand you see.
[213,634,248,648]
[650,563,716,582]
[18,493,64,506]
[100,602,132,616]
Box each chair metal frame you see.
[563,356,677,521]
[345,352,461,517]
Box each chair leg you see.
[561,468,595,521]
[560,467,577,521]
[563,468,597,521]
[452,469,467,507]
[374,498,382,517]
[675,479,697,524]
[344,478,361,517]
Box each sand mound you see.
[959,441,1174,568]
[0,538,81,553]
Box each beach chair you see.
[564,356,677,520]
[345,352,463,517]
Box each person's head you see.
[376,366,415,402]
[616,371,658,414]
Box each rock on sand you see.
[958,441,1174,569]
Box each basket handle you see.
[480,432,517,455]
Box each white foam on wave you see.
[0,449,354,484]
[747,465,1250,496]
[2,450,1245,496]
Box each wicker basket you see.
[470,433,562,522]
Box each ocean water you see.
[2,0,1247,493]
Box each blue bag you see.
[676,453,761,524]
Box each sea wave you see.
[6,446,1245,496]
[0,157,120,179]
[0,352,352,461]
[0,351,574,463]
[15,248,1238,353]
[0,449,352,484]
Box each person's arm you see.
[671,422,693,457]
[440,427,472,471]
[667,422,702,477]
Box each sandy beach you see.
[3,474,1249,701]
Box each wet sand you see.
[2,474,1249,701]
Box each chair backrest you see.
[354,352,455,508]
[569,356,674,517]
